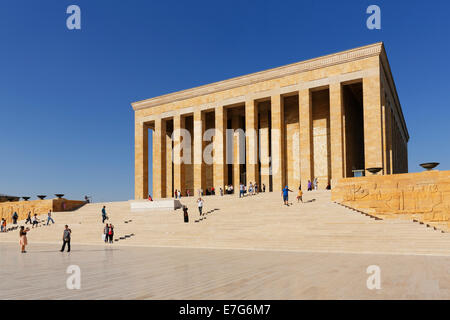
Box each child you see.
[297,188,303,203]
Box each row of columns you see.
[136,75,385,199]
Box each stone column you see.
[382,90,388,175]
[152,118,166,199]
[173,115,186,195]
[134,121,148,199]
[214,106,226,192]
[299,89,313,189]
[363,74,384,172]
[166,123,173,197]
[193,110,204,195]
[245,99,259,186]
[271,94,284,192]
[387,107,393,174]
[232,110,244,190]
[259,107,270,191]
[330,83,344,186]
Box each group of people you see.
[180,197,204,222]
[18,224,72,253]
[101,206,115,244]
[282,179,331,206]
[1,210,55,233]
[238,182,262,197]
[25,210,55,227]
[103,223,114,244]
[282,186,304,206]
[306,178,331,191]
[171,182,270,200]
[12,205,116,254]
[224,185,234,194]
[174,188,219,198]
[174,189,182,199]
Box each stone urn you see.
[37,195,47,200]
[55,194,65,199]
[420,162,439,171]
[22,197,30,201]
[366,167,382,175]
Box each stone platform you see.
[332,170,450,230]
[129,199,182,212]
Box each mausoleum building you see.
[132,42,408,199]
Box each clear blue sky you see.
[1,0,449,202]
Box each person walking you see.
[25,212,32,224]
[239,183,244,198]
[282,186,293,206]
[263,184,266,193]
[307,180,312,191]
[19,226,30,253]
[31,214,39,228]
[297,188,303,203]
[103,224,109,243]
[108,224,114,244]
[12,212,18,225]
[46,210,55,225]
[174,189,178,199]
[219,187,223,196]
[177,190,181,199]
[313,177,318,190]
[60,225,71,252]
[1,218,6,232]
[101,206,108,223]
[197,198,204,217]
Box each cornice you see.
[379,45,409,141]
[132,42,383,111]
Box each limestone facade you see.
[132,42,409,199]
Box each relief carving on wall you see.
[334,171,450,223]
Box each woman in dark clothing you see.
[108,224,114,244]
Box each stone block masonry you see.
[132,42,409,199]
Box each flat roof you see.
[131,42,384,111]
[131,42,408,141]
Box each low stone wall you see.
[0,199,86,223]
[332,170,450,228]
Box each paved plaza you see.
[1,243,449,299]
